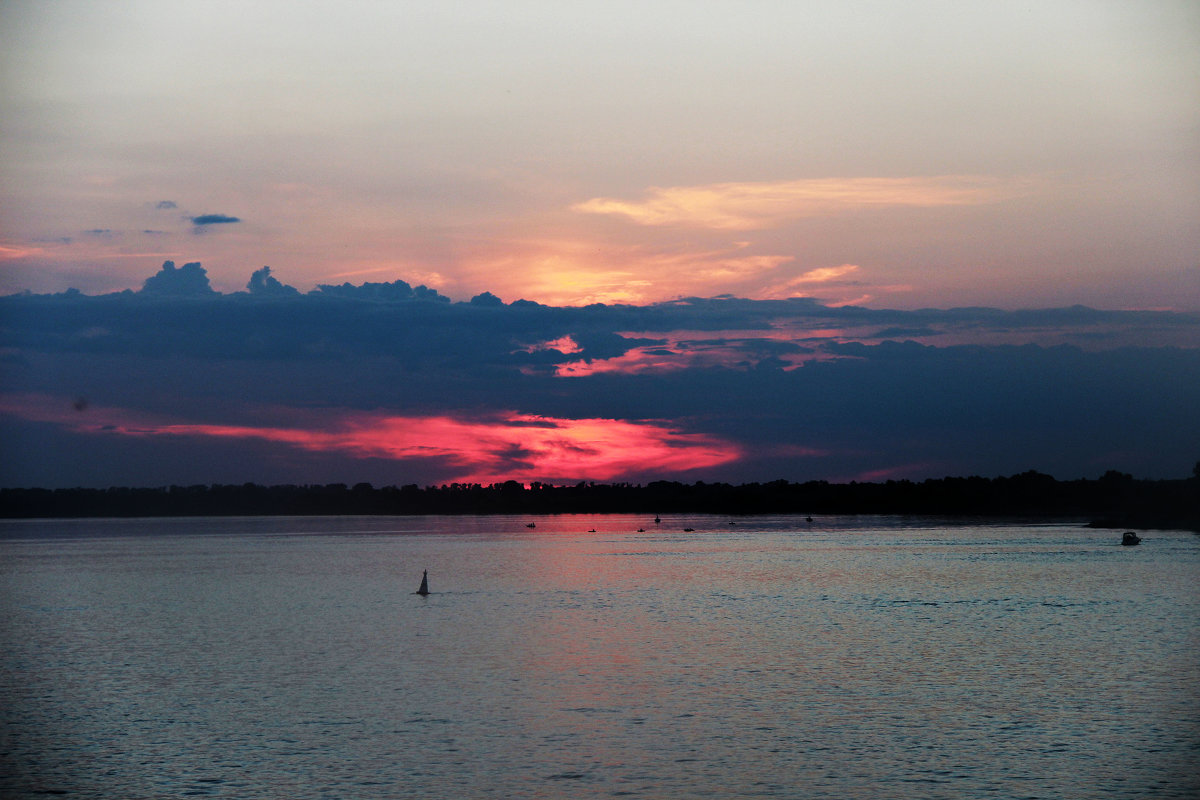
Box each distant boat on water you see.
[1121,531,1142,546]
[415,569,430,595]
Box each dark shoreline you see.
[2,471,1196,531]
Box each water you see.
[1,514,1196,799]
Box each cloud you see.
[792,265,861,283]
[155,201,178,210]
[469,291,505,307]
[176,412,741,485]
[140,260,216,296]
[458,238,796,306]
[190,213,241,226]
[756,264,866,301]
[573,175,1031,230]
[517,335,583,355]
[313,278,449,303]
[0,244,45,260]
[246,266,299,297]
[553,334,825,377]
[3,273,1199,487]
[0,396,741,485]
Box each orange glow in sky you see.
[1,4,1196,312]
[450,237,812,306]
[572,176,1032,230]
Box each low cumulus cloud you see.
[573,175,1032,230]
[313,279,449,303]
[140,260,216,296]
[246,266,300,297]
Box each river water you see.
[1,514,1196,798]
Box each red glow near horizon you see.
[0,395,741,484]
[851,463,940,482]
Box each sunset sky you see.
[1,2,1198,489]
[2,1,1197,308]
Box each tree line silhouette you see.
[1,468,1197,530]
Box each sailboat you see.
[415,569,430,595]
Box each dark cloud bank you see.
[2,261,1198,488]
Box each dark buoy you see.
[1121,531,1141,546]
[416,569,430,595]
[654,515,661,524]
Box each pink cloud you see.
[516,335,583,355]
[0,243,45,260]
[0,394,741,485]
[553,327,858,377]
[554,341,836,376]
[554,346,726,377]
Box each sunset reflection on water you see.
[1,516,1196,798]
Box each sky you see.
[1,2,1198,489]
[2,0,1197,309]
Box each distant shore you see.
[2,471,1196,531]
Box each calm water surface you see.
[1,514,1197,798]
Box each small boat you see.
[526,522,536,528]
[1121,531,1141,546]
[683,527,695,532]
[654,515,661,524]
[415,569,430,595]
